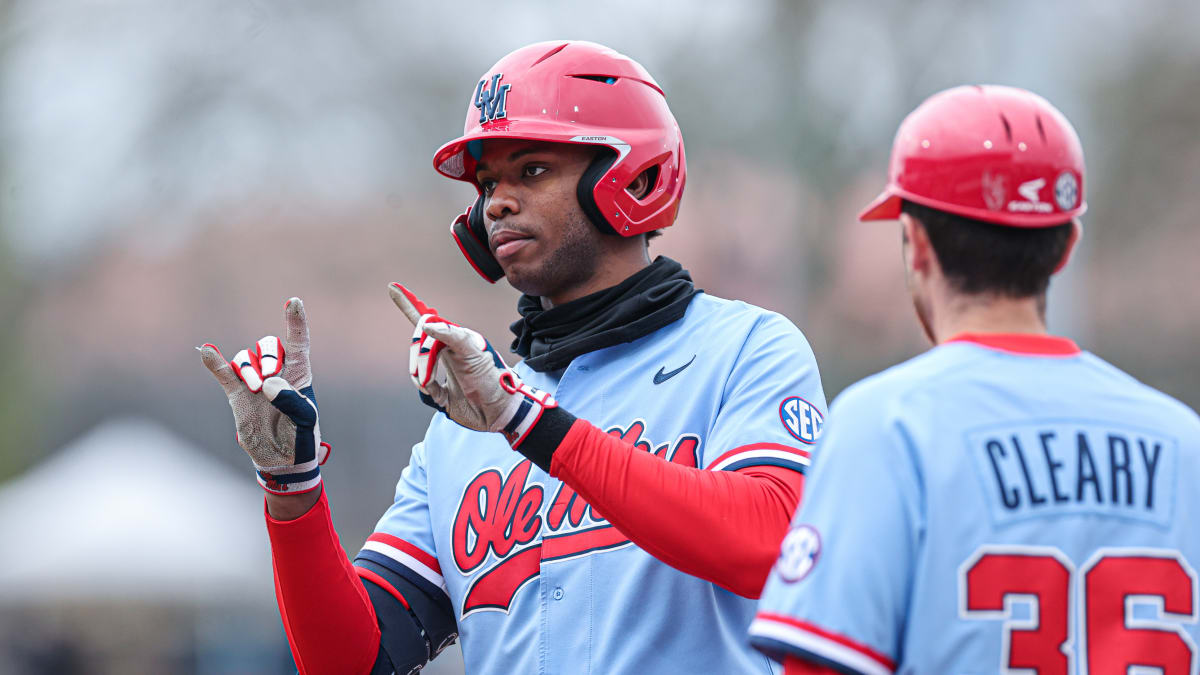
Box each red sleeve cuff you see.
[265,490,381,675]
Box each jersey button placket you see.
[552,354,597,419]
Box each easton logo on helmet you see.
[474,73,511,124]
[1008,177,1053,214]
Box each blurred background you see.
[1,0,1198,672]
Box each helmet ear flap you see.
[450,194,505,283]
[576,150,618,235]
[467,192,490,242]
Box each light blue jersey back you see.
[751,334,1200,674]
[360,293,827,674]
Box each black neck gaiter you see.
[509,256,700,373]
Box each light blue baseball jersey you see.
[360,293,827,674]
[750,334,1200,674]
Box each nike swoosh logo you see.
[653,355,696,385]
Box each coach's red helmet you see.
[860,85,1086,227]
[433,40,686,282]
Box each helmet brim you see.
[858,190,902,222]
[433,119,626,182]
[858,185,1087,227]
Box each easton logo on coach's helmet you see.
[474,73,511,124]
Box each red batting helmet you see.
[860,85,1086,227]
[433,40,687,282]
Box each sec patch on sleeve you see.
[776,524,821,582]
[779,396,824,444]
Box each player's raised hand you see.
[199,298,330,494]
[389,283,557,447]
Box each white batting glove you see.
[389,283,557,447]
[199,298,330,494]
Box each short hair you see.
[901,200,1073,299]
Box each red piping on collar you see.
[945,332,1081,356]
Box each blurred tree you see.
[1085,24,1200,408]
[0,0,44,480]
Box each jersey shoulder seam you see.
[838,349,967,407]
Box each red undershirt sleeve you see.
[785,655,843,675]
[264,488,381,675]
[543,416,804,598]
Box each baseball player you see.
[201,41,826,674]
[749,85,1200,674]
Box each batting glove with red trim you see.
[389,283,557,448]
[199,298,330,495]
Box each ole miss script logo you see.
[474,73,511,124]
[451,420,700,618]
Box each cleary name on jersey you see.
[361,294,826,674]
[750,334,1200,674]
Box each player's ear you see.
[899,212,935,279]
[626,168,654,200]
[1052,219,1083,275]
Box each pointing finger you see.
[389,283,438,326]
[281,298,313,388]
[283,298,309,355]
[199,344,242,395]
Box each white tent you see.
[0,418,275,605]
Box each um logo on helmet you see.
[474,74,511,124]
